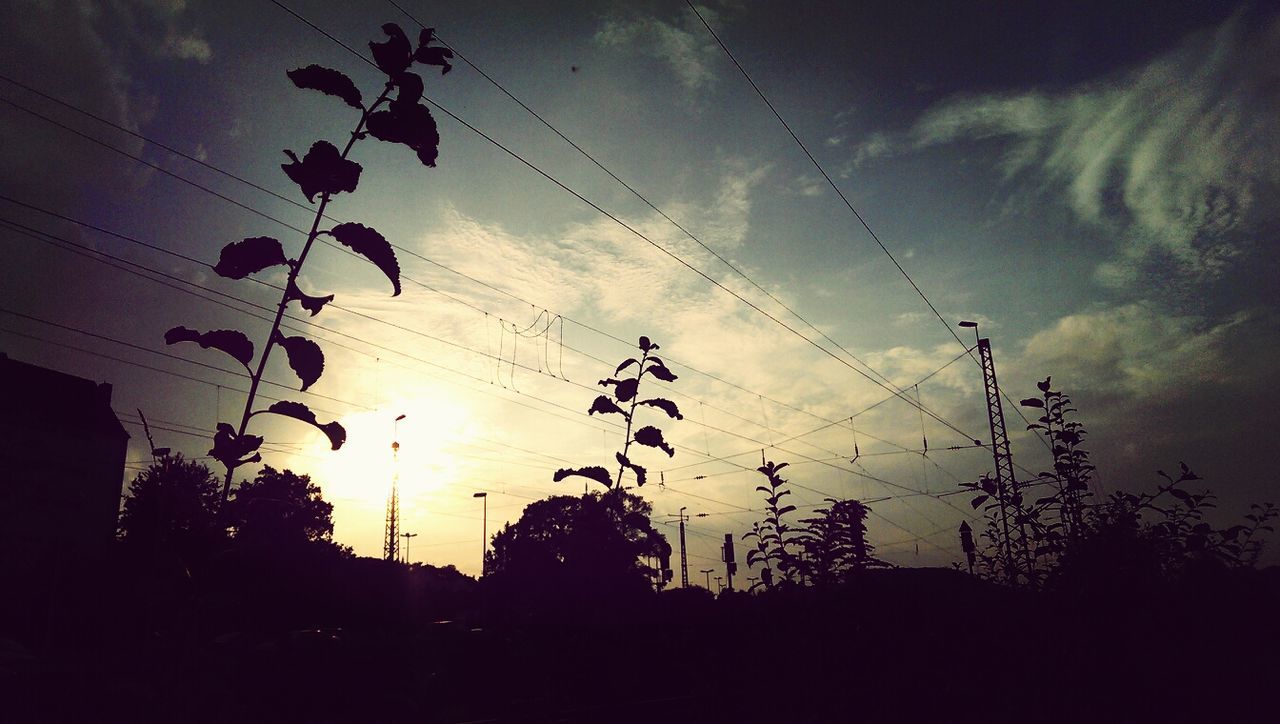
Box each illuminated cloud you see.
[594,4,725,95]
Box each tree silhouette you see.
[485,491,669,593]
[793,498,884,585]
[225,466,340,551]
[118,453,225,561]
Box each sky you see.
[1,0,1277,576]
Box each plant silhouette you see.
[117,452,224,562]
[553,335,681,490]
[743,459,799,590]
[793,498,885,585]
[163,23,453,503]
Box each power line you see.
[261,0,983,446]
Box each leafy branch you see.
[554,336,681,490]
[165,24,452,502]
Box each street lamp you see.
[700,568,713,590]
[714,576,723,594]
[400,532,418,564]
[473,492,488,576]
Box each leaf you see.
[165,326,254,369]
[273,332,324,391]
[328,222,401,296]
[286,64,363,109]
[638,398,683,420]
[286,281,334,316]
[970,495,990,509]
[1037,377,1052,392]
[366,99,440,167]
[615,452,647,487]
[645,361,678,382]
[213,236,288,279]
[370,23,413,76]
[260,400,346,450]
[414,28,454,74]
[393,71,425,106]
[1019,397,1045,408]
[587,395,627,418]
[777,505,796,517]
[634,426,674,457]
[281,141,362,203]
[615,358,639,375]
[553,466,613,489]
[599,377,639,402]
[209,422,263,470]
[638,335,658,352]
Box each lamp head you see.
[958,321,978,328]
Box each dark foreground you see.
[3,551,1277,723]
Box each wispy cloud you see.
[594,4,724,97]
[851,10,1280,282]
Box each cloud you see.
[853,10,1280,282]
[1014,303,1265,399]
[594,4,724,95]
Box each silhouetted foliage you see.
[225,466,344,553]
[554,336,680,489]
[485,491,669,596]
[165,23,452,502]
[793,498,885,585]
[117,453,225,560]
[743,459,799,589]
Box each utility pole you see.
[400,532,418,564]
[678,507,689,588]
[700,568,713,590]
[722,533,737,591]
[384,414,406,562]
[959,521,975,574]
[960,322,1031,583]
[473,492,488,576]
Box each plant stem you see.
[614,349,649,489]
[220,84,393,504]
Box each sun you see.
[296,393,472,516]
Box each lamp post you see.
[714,576,723,594]
[400,531,418,564]
[473,492,488,576]
[700,568,713,590]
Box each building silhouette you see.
[0,352,129,559]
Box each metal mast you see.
[974,335,1031,581]
[384,414,405,562]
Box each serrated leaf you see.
[213,236,288,279]
[634,425,674,457]
[366,99,440,167]
[552,466,613,489]
[165,326,254,369]
[370,23,412,76]
[286,281,334,316]
[260,400,346,450]
[273,332,324,391]
[282,141,362,203]
[645,361,677,382]
[637,397,682,420]
[615,452,647,487]
[327,222,401,296]
[588,395,627,418]
[287,64,363,109]
[615,358,639,375]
